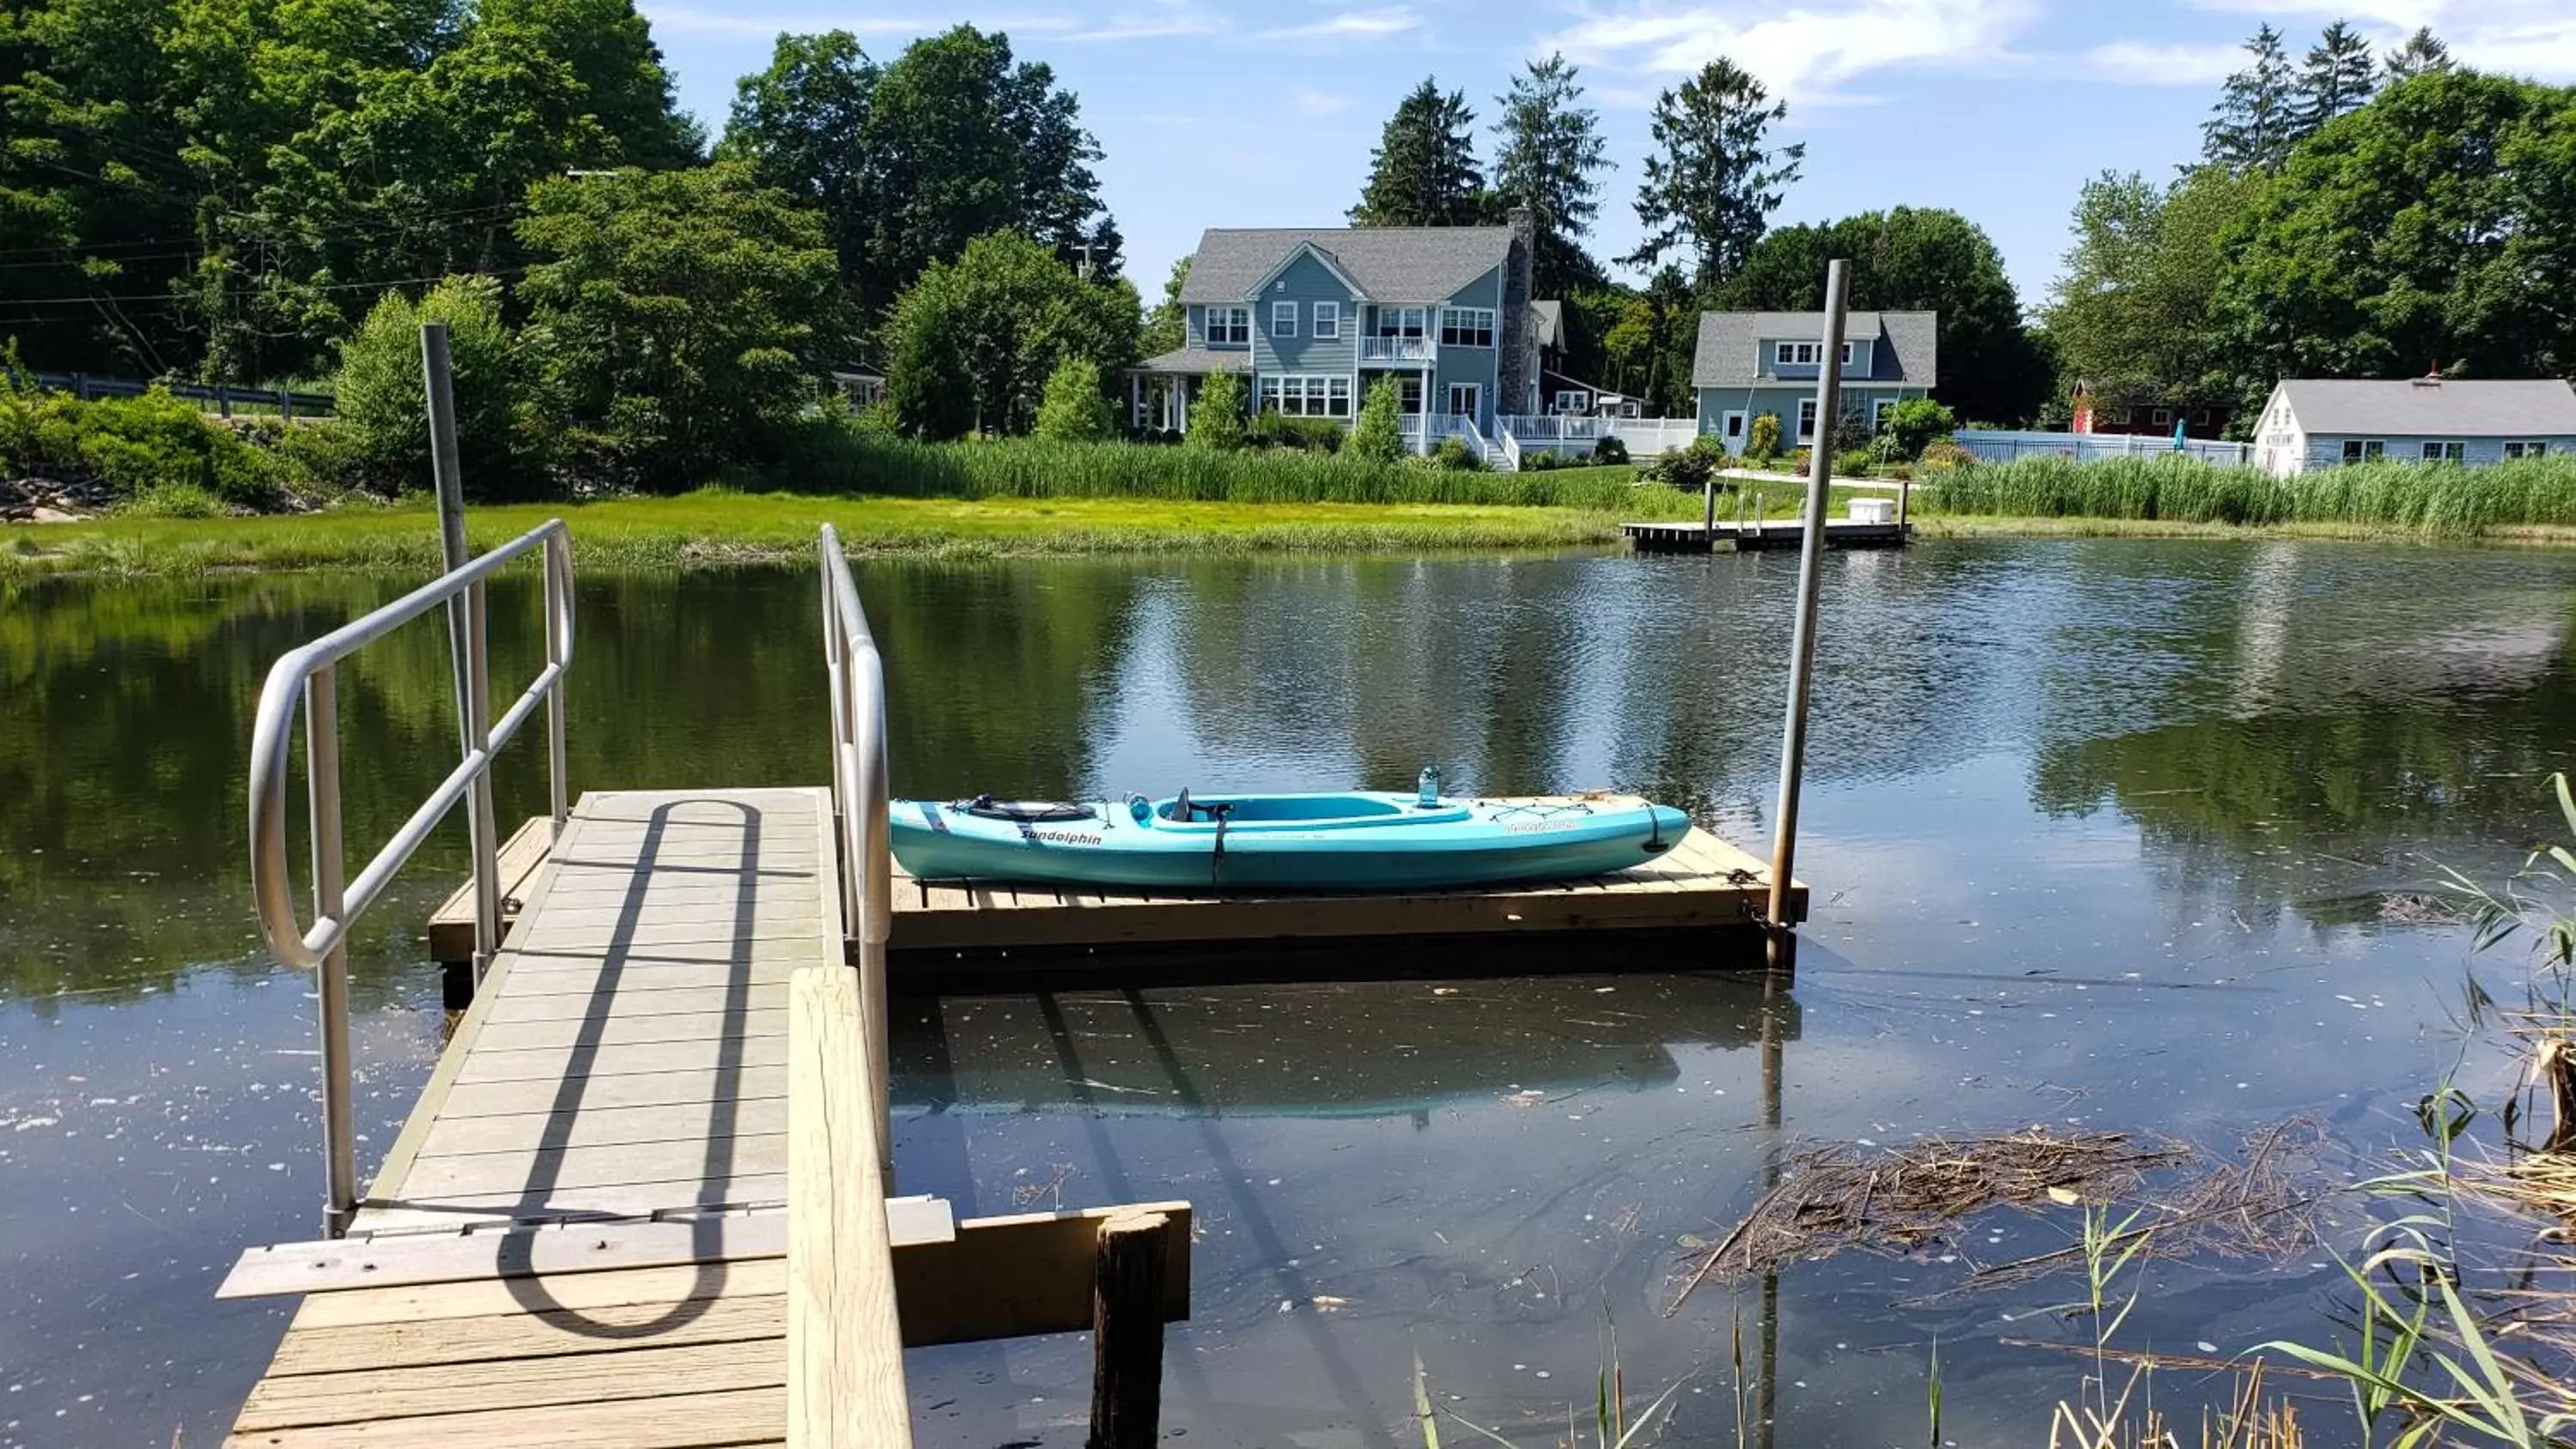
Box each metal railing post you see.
[465,578,501,981]
[305,665,358,1239]
[544,536,571,834]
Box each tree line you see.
[2049,23,2576,433]
[1327,53,2050,425]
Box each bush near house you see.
[1249,412,1343,454]
[1187,373,1248,452]
[1835,448,1875,478]
[1349,377,1406,464]
[1873,398,1958,464]
[1639,434,1730,490]
[1746,412,1783,464]
[1591,435,1629,465]
[1033,358,1118,442]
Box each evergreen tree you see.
[1351,79,1485,227]
[1140,256,1189,357]
[2202,25,2296,170]
[1625,58,1801,291]
[1491,54,1608,296]
[1349,376,1405,463]
[1187,371,1246,450]
[2292,20,2375,138]
[2382,27,2451,82]
[1033,356,1116,441]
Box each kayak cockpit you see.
[1145,791,1471,831]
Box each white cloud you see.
[1261,7,1423,41]
[1291,87,1353,118]
[2185,0,2576,80]
[2077,39,2247,86]
[1538,0,2042,106]
[1066,1,1227,42]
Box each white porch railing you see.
[1359,336,1436,363]
[1495,415,1703,459]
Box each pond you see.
[5,537,2574,1446]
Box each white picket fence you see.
[1953,429,2251,466]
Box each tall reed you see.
[1923,457,2576,537]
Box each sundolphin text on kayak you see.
[889,767,1693,891]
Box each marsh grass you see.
[1922,457,2576,538]
[1,491,1659,578]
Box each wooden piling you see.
[1767,258,1852,931]
[1088,1210,1172,1449]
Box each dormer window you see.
[1771,340,1856,367]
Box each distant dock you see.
[1624,518,1912,554]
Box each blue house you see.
[1131,215,1541,458]
[2251,378,2576,476]
[1692,310,1939,451]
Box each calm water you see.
[6,539,2575,1446]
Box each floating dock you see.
[1623,518,1912,554]
[436,797,1803,971]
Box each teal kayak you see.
[888,790,1691,891]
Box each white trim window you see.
[1259,374,1352,417]
[1840,341,1854,366]
[1376,306,1428,338]
[1797,398,1819,441]
[2340,439,2386,463]
[1872,398,1896,427]
[1774,341,1819,367]
[1312,301,1340,340]
[1553,390,1588,413]
[2421,440,2464,463]
[1393,375,1424,414]
[1272,301,1298,338]
[1205,306,1250,346]
[2151,407,2174,426]
[2505,440,2550,459]
[1722,410,1747,441]
[1444,382,1480,416]
[1439,307,1496,348]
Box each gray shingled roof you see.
[1132,345,1250,375]
[1692,310,1938,388]
[2275,379,2576,435]
[1180,227,1514,305]
[1531,300,1564,349]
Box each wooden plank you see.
[787,967,914,1449]
[513,920,827,950]
[394,1132,787,1200]
[412,1096,788,1159]
[240,1337,787,1433]
[354,1174,790,1235]
[428,815,557,963]
[268,1291,786,1375]
[436,1065,790,1119]
[284,1261,791,1331]
[224,1200,954,1299]
[466,1006,789,1056]
[224,1384,786,1448]
[500,941,830,975]
[481,981,794,1024]
[451,1033,792,1085]
[892,1203,1193,1347]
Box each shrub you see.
[1789,447,1812,475]
[1746,412,1783,464]
[1187,373,1246,451]
[120,480,227,517]
[1033,357,1118,442]
[1873,397,1959,464]
[1591,434,1629,465]
[1521,448,1560,471]
[1249,411,1343,454]
[0,370,286,507]
[1917,439,1977,475]
[1431,434,1484,471]
[1829,407,1873,455]
[1834,448,1875,478]
[335,275,549,498]
[1641,434,1729,491]
[1349,376,1406,464]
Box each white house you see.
[2251,377,2576,477]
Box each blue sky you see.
[636,0,2576,310]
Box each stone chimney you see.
[1498,207,1537,418]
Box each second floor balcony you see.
[1359,335,1436,364]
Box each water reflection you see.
[9,539,2576,1445]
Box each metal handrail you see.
[246,518,573,1235]
[817,524,893,1179]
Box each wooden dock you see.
[1624,518,1912,554]
[223,786,1189,1447]
[434,797,1802,969]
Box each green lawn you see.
[3,489,1676,578]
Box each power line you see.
[0,265,529,309]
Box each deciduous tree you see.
[1625,58,1801,290]
[720,31,880,288]
[1351,79,1485,227]
[1140,256,1189,357]
[1033,355,1115,441]
[515,164,847,482]
[333,274,550,496]
[882,228,1138,440]
[2044,167,2256,416]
